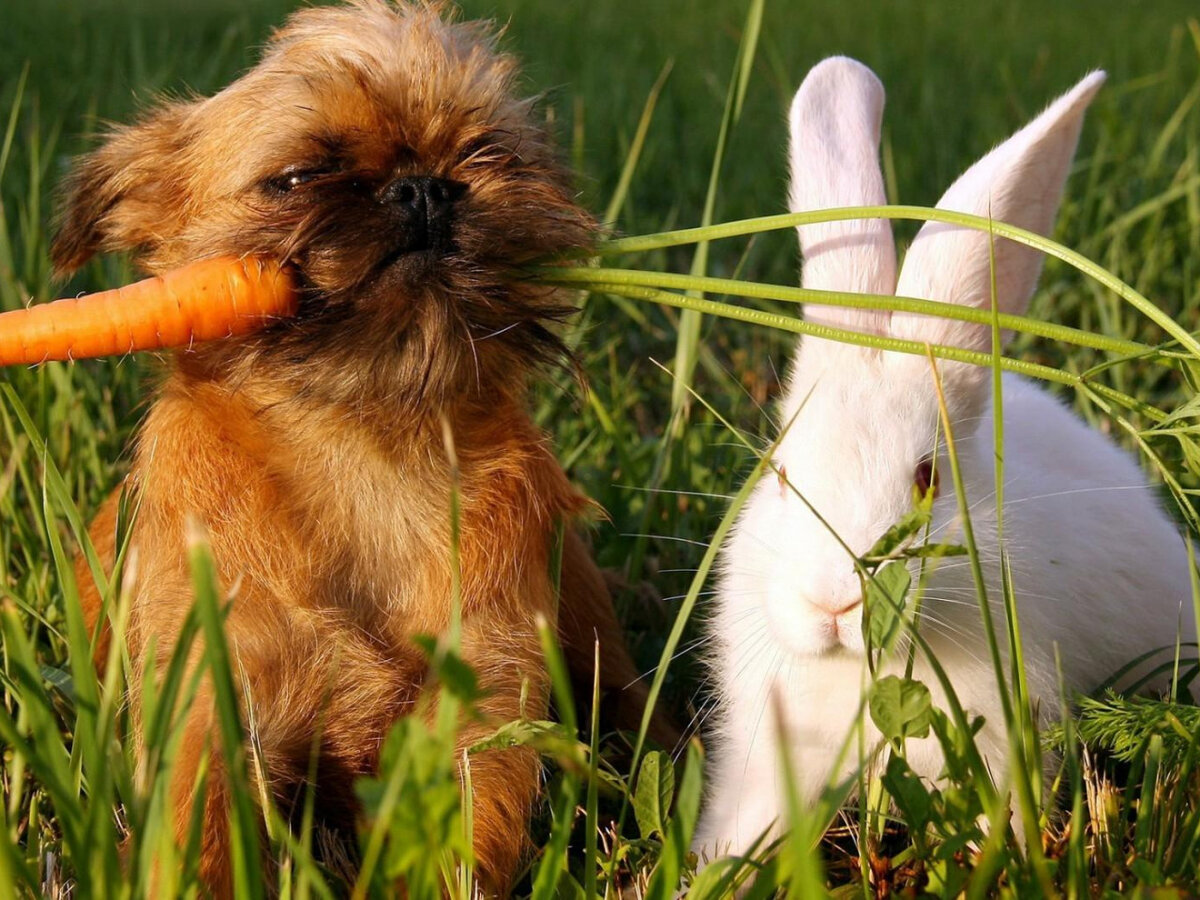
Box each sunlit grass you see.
[2,1,1200,897]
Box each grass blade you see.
[187,522,266,900]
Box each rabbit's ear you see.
[790,57,896,335]
[892,72,1105,353]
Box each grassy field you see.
[3,0,1200,896]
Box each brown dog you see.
[52,1,658,894]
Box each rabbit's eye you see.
[914,458,939,499]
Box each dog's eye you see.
[284,171,322,189]
[913,457,940,500]
[265,167,332,194]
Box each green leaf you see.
[1158,390,1200,426]
[466,718,583,771]
[864,562,912,651]
[927,853,971,898]
[411,633,482,704]
[436,651,481,703]
[684,856,756,899]
[881,754,933,832]
[644,742,703,900]
[928,708,988,790]
[864,505,932,561]
[633,750,675,840]
[354,716,468,898]
[869,675,933,745]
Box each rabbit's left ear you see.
[892,72,1105,353]
[789,57,897,335]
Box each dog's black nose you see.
[379,176,463,251]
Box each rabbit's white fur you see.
[695,57,1197,860]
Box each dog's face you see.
[52,1,593,404]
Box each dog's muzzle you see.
[379,175,465,253]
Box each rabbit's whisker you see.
[621,532,716,549]
[615,485,736,501]
[1004,484,1153,505]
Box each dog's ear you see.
[52,102,194,278]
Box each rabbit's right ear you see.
[789,57,896,335]
[892,72,1105,352]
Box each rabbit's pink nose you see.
[808,596,862,617]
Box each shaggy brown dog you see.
[53,2,658,893]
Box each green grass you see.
[3,0,1200,896]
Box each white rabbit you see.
[694,57,1197,860]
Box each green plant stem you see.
[539,265,1151,357]
[559,281,1165,422]
[596,205,1200,358]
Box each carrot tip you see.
[0,256,299,367]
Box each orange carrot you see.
[0,256,299,366]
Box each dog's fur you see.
[54,2,659,893]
